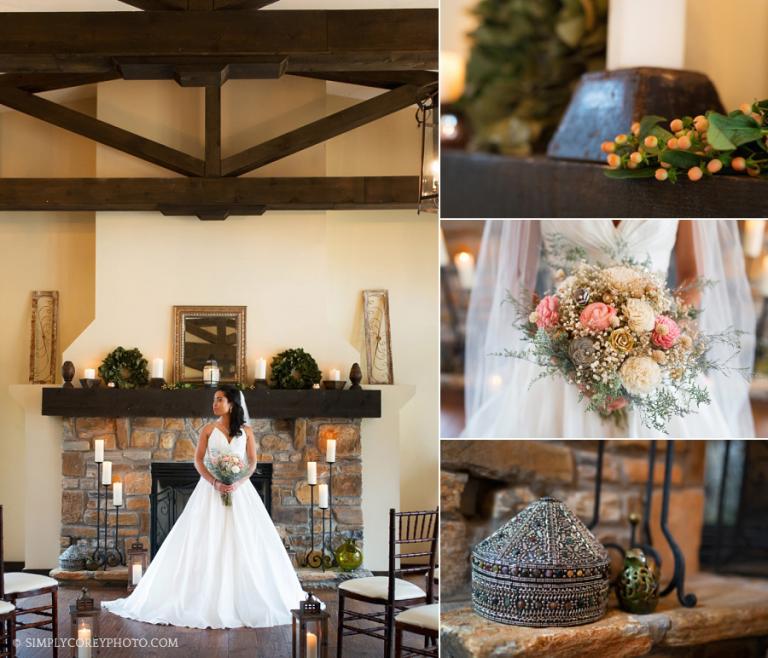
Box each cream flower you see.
[605,266,645,294]
[620,356,662,395]
[623,298,656,333]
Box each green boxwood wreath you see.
[270,348,322,389]
[98,347,149,389]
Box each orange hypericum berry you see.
[667,137,678,150]
[740,103,753,115]
[631,122,641,136]
[601,141,616,153]
[752,113,762,123]
[688,166,703,181]
[748,166,761,177]
[607,154,621,169]
[694,115,709,132]
[670,118,684,132]
[627,160,638,169]
[707,159,723,174]
[732,157,747,171]
[629,151,643,164]
[644,135,658,148]
[615,134,628,145]
[655,168,668,181]
[661,162,672,169]
[677,135,692,150]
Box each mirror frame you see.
[172,305,247,385]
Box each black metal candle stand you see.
[590,439,697,608]
[327,460,336,566]
[90,462,106,568]
[106,501,125,568]
[304,483,323,568]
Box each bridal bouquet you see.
[506,261,743,432]
[206,452,250,506]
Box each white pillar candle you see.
[454,251,475,289]
[326,439,336,463]
[607,0,686,71]
[256,357,267,380]
[440,51,466,104]
[113,481,123,506]
[131,563,142,585]
[318,484,329,509]
[84,368,96,380]
[439,227,450,267]
[94,439,104,464]
[744,220,766,258]
[307,461,317,486]
[101,461,112,485]
[329,369,341,381]
[151,358,164,379]
[77,626,92,658]
[307,631,318,658]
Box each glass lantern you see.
[291,592,329,658]
[127,541,148,593]
[417,87,439,214]
[69,588,99,657]
[203,355,220,387]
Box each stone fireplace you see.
[60,415,363,560]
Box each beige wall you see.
[0,99,97,561]
[1,78,438,569]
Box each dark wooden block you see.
[441,151,768,218]
[547,67,724,163]
[42,387,381,419]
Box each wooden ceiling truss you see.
[0,6,437,218]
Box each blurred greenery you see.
[462,0,608,155]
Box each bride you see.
[103,386,305,628]
[461,220,756,439]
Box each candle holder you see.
[252,378,269,389]
[149,377,165,388]
[320,507,327,573]
[106,502,124,567]
[327,462,336,563]
[80,378,101,390]
[90,462,106,569]
[322,380,345,391]
[101,483,111,570]
[304,483,322,568]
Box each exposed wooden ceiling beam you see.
[0,87,204,177]
[293,70,438,90]
[0,10,437,74]
[205,86,222,176]
[119,0,186,9]
[213,0,278,9]
[0,177,419,212]
[0,72,121,93]
[223,84,427,177]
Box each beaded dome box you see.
[471,497,611,627]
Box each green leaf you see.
[638,115,666,139]
[604,168,655,179]
[661,149,701,169]
[706,111,762,150]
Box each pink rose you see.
[579,302,617,331]
[534,295,560,329]
[605,396,628,412]
[652,316,681,349]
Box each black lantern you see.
[69,588,100,657]
[126,541,148,593]
[417,86,439,214]
[203,355,220,387]
[291,592,329,658]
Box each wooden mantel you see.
[42,387,381,419]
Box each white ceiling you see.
[0,0,436,10]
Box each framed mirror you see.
[173,306,246,385]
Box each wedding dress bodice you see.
[208,425,247,460]
[540,220,679,273]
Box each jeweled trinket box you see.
[471,497,611,627]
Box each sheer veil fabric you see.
[462,220,755,439]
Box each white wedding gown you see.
[462,220,747,439]
[103,426,305,628]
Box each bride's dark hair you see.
[217,385,245,438]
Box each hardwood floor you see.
[12,585,401,657]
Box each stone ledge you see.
[441,573,768,658]
[51,567,373,591]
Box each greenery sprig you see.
[99,347,149,389]
[603,100,768,183]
